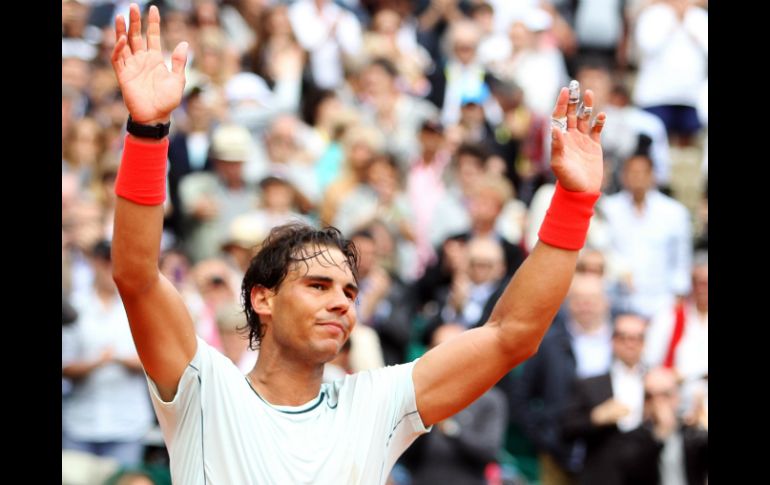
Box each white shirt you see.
[148,338,430,484]
[574,0,624,48]
[644,302,708,381]
[441,61,488,126]
[610,360,645,432]
[567,320,613,379]
[62,289,154,442]
[633,4,708,107]
[289,0,362,89]
[601,190,692,318]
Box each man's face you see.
[567,275,608,329]
[452,34,478,64]
[692,265,708,305]
[612,315,646,367]
[467,239,504,285]
[262,182,294,211]
[215,160,244,187]
[456,155,484,192]
[255,246,359,363]
[351,236,376,279]
[644,369,680,413]
[468,192,502,226]
[577,67,611,108]
[622,156,654,196]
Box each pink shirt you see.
[407,150,451,273]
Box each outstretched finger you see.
[550,126,564,166]
[590,112,607,143]
[550,87,569,132]
[147,5,162,52]
[566,80,580,130]
[577,89,594,134]
[128,3,146,53]
[171,41,189,77]
[114,14,130,64]
[111,35,129,74]
[115,14,127,43]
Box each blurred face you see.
[195,1,220,27]
[267,5,292,36]
[262,182,294,211]
[162,10,191,50]
[107,98,130,128]
[199,45,224,75]
[418,129,443,154]
[62,57,90,91]
[467,239,505,285]
[253,246,359,363]
[612,315,647,367]
[367,159,398,201]
[460,103,485,125]
[468,192,503,227]
[62,0,88,35]
[361,64,394,98]
[456,154,484,192]
[194,261,236,306]
[187,95,213,130]
[69,119,103,165]
[622,156,655,197]
[567,275,609,329]
[644,369,680,413]
[215,160,244,187]
[577,68,611,108]
[576,250,606,277]
[266,131,296,163]
[373,9,400,35]
[316,95,343,127]
[348,142,375,170]
[453,36,478,64]
[692,265,708,307]
[89,67,119,105]
[509,21,534,50]
[351,235,376,278]
[67,201,105,250]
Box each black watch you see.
[126,115,171,139]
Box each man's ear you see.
[250,286,274,317]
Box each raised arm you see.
[414,86,606,426]
[110,4,195,401]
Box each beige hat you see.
[215,302,247,333]
[221,215,266,249]
[211,124,253,162]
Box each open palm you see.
[111,4,188,124]
[549,87,605,193]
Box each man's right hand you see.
[590,398,630,426]
[111,3,188,125]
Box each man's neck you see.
[631,191,648,210]
[248,349,325,406]
[471,224,495,237]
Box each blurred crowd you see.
[62,0,708,483]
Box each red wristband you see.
[115,135,169,206]
[538,182,601,250]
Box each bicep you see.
[118,273,197,401]
[413,325,530,427]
